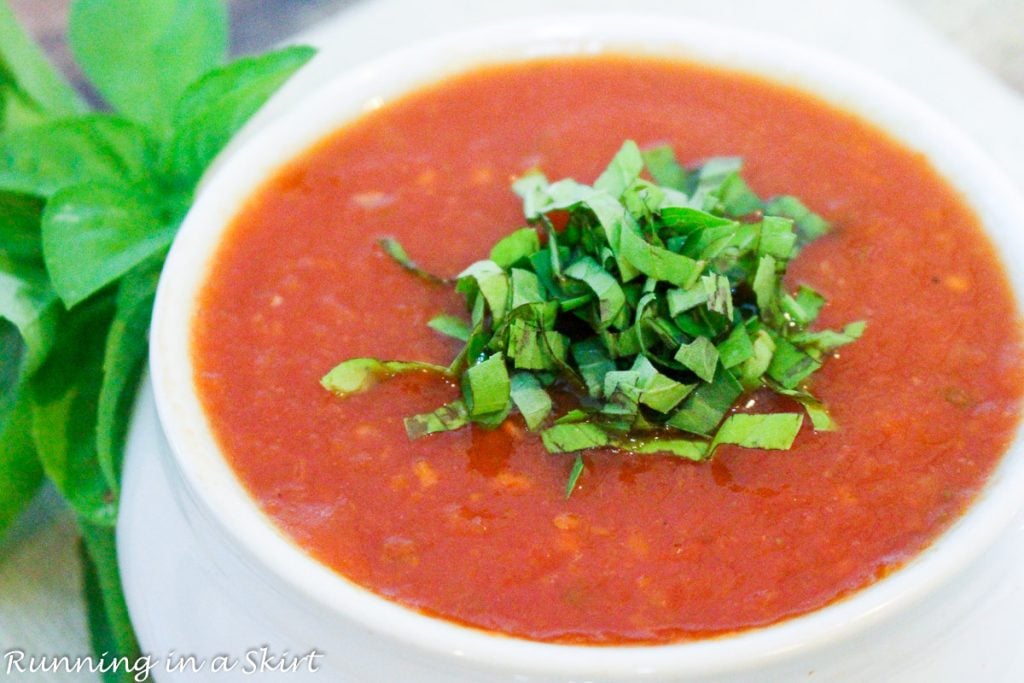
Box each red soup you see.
[192,56,1024,643]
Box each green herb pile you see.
[0,0,313,677]
[323,140,864,494]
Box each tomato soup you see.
[192,57,1024,643]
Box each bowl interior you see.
[149,14,1024,677]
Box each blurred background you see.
[10,0,1024,96]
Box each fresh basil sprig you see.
[0,1,314,678]
[324,140,864,495]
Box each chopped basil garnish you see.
[323,141,864,494]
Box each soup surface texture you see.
[193,56,1023,643]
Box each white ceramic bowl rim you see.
[150,13,1024,677]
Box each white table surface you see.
[2,0,1023,680]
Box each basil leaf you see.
[0,191,44,262]
[790,321,867,355]
[0,116,158,198]
[489,227,539,269]
[321,357,449,397]
[667,367,743,436]
[603,369,642,415]
[768,382,836,431]
[594,140,644,198]
[427,314,471,342]
[540,176,602,214]
[541,421,609,453]
[0,316,20,398]
[764,195,830,243]
[688,156,742,208]
[42,183,175,307]
[164,46,316,186]
[555,410,590,425]
[507,317,568,370]
[79,521,141,682]
[469,402,513,430]
[802,401,835,432]
[513,171,549,220]
[681,222,740,261]
[571,337,616,398]
[69,0,228,130]
[782,285,826,327]
[462,353,510,418]
[564,256,626,329]
[714,173,762,217]
[510,267,545,308]
[379,237,446,284]
[0,1,84,123]
[28,297,118,527]
[737,329,776,387]
[701,273,733,319]
[96,263,159,492]
[710,412,804,452]
[619,435,707,460]
[0,257,60,378]
[659,206,736,232]
[666,285,709,317]
[634,357,694,413]
[531,246,570,298]
[766,335,821,389]
[759,216,798,259]
[0,389,43,540]
[0,70,27,131]
[717,323,754,369]
[565,455,585,498]
[536,181,639,277]
[509,372,552,431]
[404,400,468,439]
[674,337,719,383]
[641,145,688,190]
[752,254,778,314]
[601,323,642,359]
[619,222,703,287]
[457,260,509,322]
[0,210,52,538]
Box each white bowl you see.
[143,14,1024,682]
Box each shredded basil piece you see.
[490,227,540,269]
[462,353,510,417]
[321,358,449,397]
[542,421,610,453]
[427,314,471,342]
[509,372,553,431]
[404,400,468,439]
[674,336,719,383]
[710,412,804,453]
[565,455,585,498]
[379,236,447,284]
[641,145,688,190]
[623,435,707,461]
